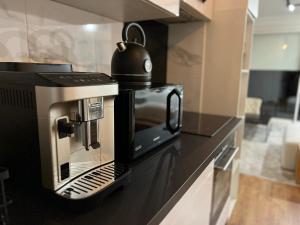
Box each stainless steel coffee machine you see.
[0,68,130,200]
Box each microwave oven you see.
[114,84,183,162]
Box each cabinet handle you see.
[215,147,239,171]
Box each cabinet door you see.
[181,0,214,20]
[147,0,180,16]
[160,161,214,225]
[53,0,180,22]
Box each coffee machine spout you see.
[70,97,104,150]
[82,120,101,150]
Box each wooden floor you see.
[227,174,300,225]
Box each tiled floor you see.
[228,174,300,225]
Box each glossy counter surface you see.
[7,117,241,225]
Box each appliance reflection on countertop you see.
[0,167,11,225]
[130,138,182,223]
[6,136,183,225]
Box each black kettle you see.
[111,23,152,86]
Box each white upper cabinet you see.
[148,0,180,16]
[181,0,214,20]
[52,0,180,22]
[248,0,259,18]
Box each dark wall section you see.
[125,21,168,83]
[248,70,299,102]
[248,70,300,123]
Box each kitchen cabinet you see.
[167,0,257,224]
[201,3,255,220]
[52,0,180,22]
[160,161,214,225]
[201,1,248,117]
[167,0,257,115]
[181,0,214,20]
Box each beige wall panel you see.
[201,9,247,116]
[167,22,206,112]
[214,0,248,11]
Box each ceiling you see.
[259,0,300,17]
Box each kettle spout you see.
[117,42,126,52]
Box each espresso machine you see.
[0,66,130,200]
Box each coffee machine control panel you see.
[38,72,114,87]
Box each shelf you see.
[241,14,254,72]
[241,69,250,75]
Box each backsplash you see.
[0,0,123,73]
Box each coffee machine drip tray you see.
[56,161,130,200]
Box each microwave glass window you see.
[135,88,170,132]
[135,87,181,133]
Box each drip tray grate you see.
[56,162,129,200]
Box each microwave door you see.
[166,89,182,133]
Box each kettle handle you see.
[122,23,146,47]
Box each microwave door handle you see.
[177,90,182,130]
[215,147,239,171]
[166,89,181,133]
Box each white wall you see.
[251,33,300,71]
[0,0,122,73]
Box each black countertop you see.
[7,117,241,225]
